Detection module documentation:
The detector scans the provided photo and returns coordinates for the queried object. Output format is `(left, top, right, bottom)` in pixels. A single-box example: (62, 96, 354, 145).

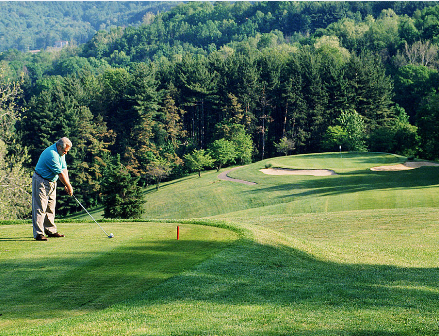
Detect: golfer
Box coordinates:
(32, 137, 73, 241)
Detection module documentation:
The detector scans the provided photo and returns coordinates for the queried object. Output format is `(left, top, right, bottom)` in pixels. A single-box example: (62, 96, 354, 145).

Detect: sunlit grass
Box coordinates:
(0, 222, 238, 334)
(4, 152, 439, 335)
(140, 152, 439, 219)
(11, 208, 439, 335)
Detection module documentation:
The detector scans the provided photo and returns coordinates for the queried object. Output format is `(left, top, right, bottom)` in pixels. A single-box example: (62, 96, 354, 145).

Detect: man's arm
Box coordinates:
(58, 168, 73, 196)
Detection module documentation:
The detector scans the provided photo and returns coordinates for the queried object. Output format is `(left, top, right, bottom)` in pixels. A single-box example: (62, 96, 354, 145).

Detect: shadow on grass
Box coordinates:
(245, 166, 439, 201)
(0, 237, 34, 241)
(0, 238, 234, 319)
(142, 241, 439, 308)
(126, 240, 439, 335)
(3, 235, 439, 334)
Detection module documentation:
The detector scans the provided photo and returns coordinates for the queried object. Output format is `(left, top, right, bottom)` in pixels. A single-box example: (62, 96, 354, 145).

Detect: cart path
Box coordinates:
(218, 166, 257, 185)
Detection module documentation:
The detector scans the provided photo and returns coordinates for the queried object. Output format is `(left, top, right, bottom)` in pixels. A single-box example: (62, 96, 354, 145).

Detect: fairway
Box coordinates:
(3, 152, 439, 335)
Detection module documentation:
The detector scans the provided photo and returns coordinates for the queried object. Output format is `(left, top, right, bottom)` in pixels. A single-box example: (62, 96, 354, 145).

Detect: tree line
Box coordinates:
(2, 1, 439, 220)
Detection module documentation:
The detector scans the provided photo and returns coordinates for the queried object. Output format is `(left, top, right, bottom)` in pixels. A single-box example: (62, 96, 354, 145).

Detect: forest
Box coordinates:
(2, 1, 439, 220)
(0, 1, 178, 52)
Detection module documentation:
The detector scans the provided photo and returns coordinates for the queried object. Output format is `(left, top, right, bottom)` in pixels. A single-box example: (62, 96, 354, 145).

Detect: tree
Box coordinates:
(0, 140, 31, 220)
(403, 40, 438, 67)
(344, 52, 394, 127)
(125, 63, 161, 177)
(275, 137, 295, 156)
(416, 92, 439, 160)
(184, 149, 214, 177)
(69, 111, 116, 209)
(174, 54, 218, 148)
(22, 74, 116, 214)
(145, 158, 172, 190)
(279, 55, 307, 153)
(323, 109, 367, 151)
(0, 76, 31, 219)
(216, 123, 254, 164)
(369, 106, 419, 157)
(322, 125, 348, 152)
(162, 89, 187, 151)
(209, 138, 236, 171)
(393, 64, 438, 121)
(101, 155, 144, 219)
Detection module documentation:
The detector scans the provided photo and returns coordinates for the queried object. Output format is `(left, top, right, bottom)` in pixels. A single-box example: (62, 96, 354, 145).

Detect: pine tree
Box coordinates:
(101, 154, 145, 219)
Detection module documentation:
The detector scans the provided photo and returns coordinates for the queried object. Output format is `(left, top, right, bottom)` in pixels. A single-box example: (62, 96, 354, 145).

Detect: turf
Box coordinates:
(0, 222, 238, 334)
(3, 152, 439, 335)
(139, 152, 439, 219)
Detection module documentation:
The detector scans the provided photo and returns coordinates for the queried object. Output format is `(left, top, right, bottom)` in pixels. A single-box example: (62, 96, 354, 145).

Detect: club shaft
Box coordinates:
(73, 195, 109, 236)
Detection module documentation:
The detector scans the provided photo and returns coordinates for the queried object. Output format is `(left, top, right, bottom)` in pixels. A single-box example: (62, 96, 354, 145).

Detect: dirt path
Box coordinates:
(218, 166, 257, 185)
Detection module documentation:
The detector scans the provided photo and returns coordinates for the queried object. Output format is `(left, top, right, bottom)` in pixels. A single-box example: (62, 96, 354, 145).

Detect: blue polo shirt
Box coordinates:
(35, 143, 67, 182)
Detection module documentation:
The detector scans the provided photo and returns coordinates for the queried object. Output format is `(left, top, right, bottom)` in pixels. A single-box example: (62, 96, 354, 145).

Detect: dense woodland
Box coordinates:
(0, 1, 178, 52)
(2, 1, 439, 219)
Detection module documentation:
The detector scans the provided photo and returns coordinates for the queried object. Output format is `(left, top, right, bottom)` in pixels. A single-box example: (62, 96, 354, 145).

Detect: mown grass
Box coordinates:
(7, 208, 439, 335)
(140, 152, 439, 219)
(3, 152, 439, 335)
(0, 222, 238, 334)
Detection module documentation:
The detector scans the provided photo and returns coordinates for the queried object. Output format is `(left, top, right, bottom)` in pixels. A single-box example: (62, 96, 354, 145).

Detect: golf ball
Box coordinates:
(109, 233, 114, 238)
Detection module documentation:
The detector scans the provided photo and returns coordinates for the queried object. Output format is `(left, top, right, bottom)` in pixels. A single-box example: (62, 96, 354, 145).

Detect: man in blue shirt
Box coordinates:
(32, 137, 74, 241)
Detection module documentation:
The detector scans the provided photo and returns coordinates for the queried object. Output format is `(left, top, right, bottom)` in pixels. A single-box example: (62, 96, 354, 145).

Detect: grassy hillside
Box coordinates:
(3, 152, 439, 335)
(142, 152, 439, 219)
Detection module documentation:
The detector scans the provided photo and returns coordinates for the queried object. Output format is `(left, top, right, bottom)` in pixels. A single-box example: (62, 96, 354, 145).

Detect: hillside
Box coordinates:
(0, 1, 179, 52)
(6, 152, 439, 335)
(5, 1, 439, 220)
(138, 152, 439, 219)
(68, 152, 439, 222)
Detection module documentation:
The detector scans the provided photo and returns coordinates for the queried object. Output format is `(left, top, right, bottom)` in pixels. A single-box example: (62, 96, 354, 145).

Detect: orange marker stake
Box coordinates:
(177, 225, 180, 240)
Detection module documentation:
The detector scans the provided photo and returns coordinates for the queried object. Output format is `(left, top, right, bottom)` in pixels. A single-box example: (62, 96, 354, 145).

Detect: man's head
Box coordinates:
(56, 137, 72, 156)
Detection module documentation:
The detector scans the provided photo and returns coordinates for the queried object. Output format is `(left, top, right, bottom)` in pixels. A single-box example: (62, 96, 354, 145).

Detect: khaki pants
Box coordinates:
(32, 173, 58, 238)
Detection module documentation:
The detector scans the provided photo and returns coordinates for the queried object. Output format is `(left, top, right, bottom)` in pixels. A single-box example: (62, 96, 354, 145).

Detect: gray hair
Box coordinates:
(56, 137, 72, 150)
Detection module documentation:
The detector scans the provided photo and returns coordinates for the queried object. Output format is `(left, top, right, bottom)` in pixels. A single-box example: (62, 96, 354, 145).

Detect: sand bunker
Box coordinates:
(260, 168, 337, 176)
(370, 161, 439, 171)
(259, 161, 439, 176)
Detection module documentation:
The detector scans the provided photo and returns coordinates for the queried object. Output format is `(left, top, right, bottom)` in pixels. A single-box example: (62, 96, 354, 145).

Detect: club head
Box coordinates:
(108, 233, 114, 238)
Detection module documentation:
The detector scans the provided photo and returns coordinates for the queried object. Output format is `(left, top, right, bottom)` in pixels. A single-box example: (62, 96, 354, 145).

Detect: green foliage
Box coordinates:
(394, 64, 438, 120)
(209, 138, 237, 171)
(0, 139, 31, 220)
(416, 92, 439, 160)
(275, 136, 295, 156)
(4, 1, 439, 218)
(0, 76, 31, 220)
(0, 2, 178, 52)
(322, 125, 348, 152)
(184, 149, 214, 177)
(218, 123, 254, 164)
(323, 109, 367, 152)
(101, 154, 144, 219)
(144, 158, 172, 190)
(369, 106, 420, 156)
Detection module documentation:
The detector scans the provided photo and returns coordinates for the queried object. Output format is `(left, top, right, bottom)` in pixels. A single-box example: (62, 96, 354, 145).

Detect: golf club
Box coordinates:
(73, 195, 114, 238)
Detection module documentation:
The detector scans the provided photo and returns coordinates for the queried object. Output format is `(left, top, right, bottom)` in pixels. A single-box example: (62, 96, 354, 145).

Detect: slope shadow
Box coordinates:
(3, 236, 439, 334)
(0, 238, 234, 318)
(128, 240, 439, 335)
(245, 166, 439, 200)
